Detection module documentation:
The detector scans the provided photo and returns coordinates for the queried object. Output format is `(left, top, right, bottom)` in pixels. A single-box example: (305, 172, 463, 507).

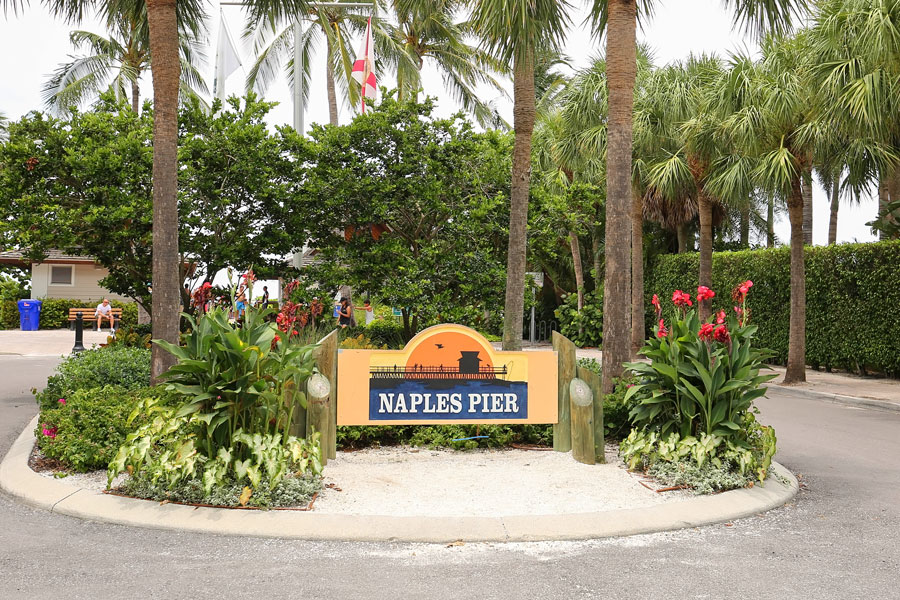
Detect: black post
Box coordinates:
(72, 311, 85, 353)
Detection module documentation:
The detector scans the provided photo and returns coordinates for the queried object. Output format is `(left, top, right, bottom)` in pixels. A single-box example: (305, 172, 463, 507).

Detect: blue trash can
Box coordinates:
(17, 299, 42, 331)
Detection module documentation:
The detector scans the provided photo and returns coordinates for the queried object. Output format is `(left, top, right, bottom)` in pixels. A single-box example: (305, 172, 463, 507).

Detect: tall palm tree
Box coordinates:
(471, 0, 570, 352)
(809, 0, 900, 236)
(389, 0, 507, 127)
(42, 10, 207, 115)
(590, 0, 807, 393)
(244, 2, 365, 126)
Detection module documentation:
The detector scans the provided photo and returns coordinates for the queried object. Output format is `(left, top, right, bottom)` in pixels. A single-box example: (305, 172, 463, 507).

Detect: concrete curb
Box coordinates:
(771, 384, 900, 414)
(1, 415, 799, 543)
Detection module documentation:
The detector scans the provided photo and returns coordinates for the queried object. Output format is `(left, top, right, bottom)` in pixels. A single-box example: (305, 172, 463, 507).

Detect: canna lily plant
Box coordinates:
(625, 282, 776, 441)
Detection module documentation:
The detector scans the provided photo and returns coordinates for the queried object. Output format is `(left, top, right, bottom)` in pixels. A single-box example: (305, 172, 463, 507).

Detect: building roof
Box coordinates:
(0, 249, 97, 267)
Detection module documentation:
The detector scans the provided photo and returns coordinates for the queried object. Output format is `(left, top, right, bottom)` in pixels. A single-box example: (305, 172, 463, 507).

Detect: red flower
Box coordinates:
(672, 290, 693, 308)
(713, 324, 730, 343)
(657, 319, 668, 338)
(716, 310, 726, 324)
(697, 286, 715, 302)
(739, 280, 753, 295)
(699, 323, 715, 341)
(651, 294, 661, 314)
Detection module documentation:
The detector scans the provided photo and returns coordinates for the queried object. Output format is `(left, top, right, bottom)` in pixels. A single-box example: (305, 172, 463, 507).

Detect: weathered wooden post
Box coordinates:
(287, 378, 307, 439)
(576, 364, 605, 463)
(552, 331, 575, 452)
(313, 328, 339, 459)
(569, 377, 596, 465)
(305, 373, 331, 466)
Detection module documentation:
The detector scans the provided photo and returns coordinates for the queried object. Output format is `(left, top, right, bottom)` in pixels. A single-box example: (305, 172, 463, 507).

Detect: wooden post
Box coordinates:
(569, 377, 595, 464)
(287, 378, 307, 439)
(576, 365, 605, 463)
(552, 331, 575, 452)
(306, 373, 331, 466)
(314, 328, 339, 459)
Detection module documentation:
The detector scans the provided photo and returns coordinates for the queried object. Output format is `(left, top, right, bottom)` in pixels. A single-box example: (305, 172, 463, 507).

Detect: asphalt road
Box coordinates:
(1, 355, 898, 600)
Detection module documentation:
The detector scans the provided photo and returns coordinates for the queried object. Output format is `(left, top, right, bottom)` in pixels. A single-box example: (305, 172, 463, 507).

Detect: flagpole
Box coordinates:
(220, 1, 375, 135)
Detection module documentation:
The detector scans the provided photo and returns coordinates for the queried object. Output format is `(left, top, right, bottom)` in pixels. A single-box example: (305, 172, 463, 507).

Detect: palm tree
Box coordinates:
(471, 0, 570, 352)
(0, 111, 7, 140)
(244, 2, 365, 126)
(389, 0, 508, 127)
(42, 10, 207, 115)
(590, 0, 807, 392)
(808, 0, 900, 237)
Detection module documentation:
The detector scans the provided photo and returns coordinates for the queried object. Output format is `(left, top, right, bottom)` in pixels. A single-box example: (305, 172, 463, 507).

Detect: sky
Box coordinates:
(0, 0, 879, 249)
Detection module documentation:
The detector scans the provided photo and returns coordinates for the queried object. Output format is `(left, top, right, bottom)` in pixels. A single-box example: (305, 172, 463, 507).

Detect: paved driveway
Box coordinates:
(0, 356, 897, 599)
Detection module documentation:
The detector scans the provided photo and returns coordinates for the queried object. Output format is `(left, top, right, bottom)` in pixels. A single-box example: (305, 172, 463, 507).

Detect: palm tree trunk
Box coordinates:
(767, 195, 775, 247)
(131, 78, 140, 113)
(697, 191, 713, 321)
(326, 36, 339, 126)
(828, 179, 839, 245)
(591, 226, 602, 290)
(739, 205, 750, 248)
(802, 165, 813, 245)
(630, 188, 644, 356)
(676, 223, 688, 253)
(878, 177, 889, 240)
(147, 0, 182, 383)
(784, 175, 807, 384)
(886, 167, 900, 233)
(569, 231, 584, 312)
(501, 48, 535, 351)
(601, 0, 636, 395)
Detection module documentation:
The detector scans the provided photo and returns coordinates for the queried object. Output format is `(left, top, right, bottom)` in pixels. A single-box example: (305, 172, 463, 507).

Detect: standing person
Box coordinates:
(337, 297, 352, 328)
(94, 298, 115, 332)
(261, 285, 270, 307)
(235, 292, 247, 320)
(361, 300, 375, 325)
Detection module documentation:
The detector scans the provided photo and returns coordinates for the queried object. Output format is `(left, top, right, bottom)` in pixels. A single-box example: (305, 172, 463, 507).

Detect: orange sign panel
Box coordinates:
(337, 324, 558, 425)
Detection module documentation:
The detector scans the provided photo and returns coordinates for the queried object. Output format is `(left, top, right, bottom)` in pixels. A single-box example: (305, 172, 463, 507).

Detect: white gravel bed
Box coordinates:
(314, 444, 689, 517)
(34, 444, 691, 516)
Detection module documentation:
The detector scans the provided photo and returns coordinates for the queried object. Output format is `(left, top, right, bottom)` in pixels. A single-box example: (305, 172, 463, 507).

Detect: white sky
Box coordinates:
(0, 0, 878, 247)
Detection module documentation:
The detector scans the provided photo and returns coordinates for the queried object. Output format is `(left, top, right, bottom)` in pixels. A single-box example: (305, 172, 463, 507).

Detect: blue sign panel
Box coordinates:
(369, 379, 528, 421)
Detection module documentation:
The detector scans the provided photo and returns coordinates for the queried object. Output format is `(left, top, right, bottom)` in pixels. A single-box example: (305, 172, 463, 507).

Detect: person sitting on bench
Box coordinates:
(94, 299, 115, 332)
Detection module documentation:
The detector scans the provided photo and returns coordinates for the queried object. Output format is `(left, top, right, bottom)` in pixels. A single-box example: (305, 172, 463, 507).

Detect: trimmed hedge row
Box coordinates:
(0, 298, 138, 329)
(644, 240, 900, 376)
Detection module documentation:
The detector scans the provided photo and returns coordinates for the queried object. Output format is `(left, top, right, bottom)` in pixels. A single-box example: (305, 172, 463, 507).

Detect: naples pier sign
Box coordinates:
(337, 324, 558, 425)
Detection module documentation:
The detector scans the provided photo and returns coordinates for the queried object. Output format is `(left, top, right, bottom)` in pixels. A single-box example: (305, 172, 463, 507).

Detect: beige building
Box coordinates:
(0, 250, 129, 302)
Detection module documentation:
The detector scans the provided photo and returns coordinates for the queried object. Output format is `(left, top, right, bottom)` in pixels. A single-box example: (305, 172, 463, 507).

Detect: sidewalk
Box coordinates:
(0, 329, 114, 356)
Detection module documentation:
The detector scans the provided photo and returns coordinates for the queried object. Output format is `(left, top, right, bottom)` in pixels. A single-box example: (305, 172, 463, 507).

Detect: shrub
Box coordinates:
(365, 318, 405, 348)
(336, 424, 552, 450)
(339, 334, 387, 350)
(645, 240, 900, 375)
(602, 376, 640, 440)
(0, 300, 18, 329)
(555, 288, 603, 348)
(35, 385, 168, 472)
(104, 326, 152, 349)
(35, 346, 151, 411)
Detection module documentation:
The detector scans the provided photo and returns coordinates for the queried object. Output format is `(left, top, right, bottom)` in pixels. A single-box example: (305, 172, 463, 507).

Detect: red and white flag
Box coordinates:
(351, 17, 376, 113)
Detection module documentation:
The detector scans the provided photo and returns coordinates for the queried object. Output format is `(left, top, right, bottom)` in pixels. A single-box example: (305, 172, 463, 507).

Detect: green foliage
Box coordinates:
(119, 471, 321, 509)
(602, 376, 641, 440)
(365, 319, 405, 348)
(35, 385, 167, 472)
(645, 241, 900, 375)
(153, 307, 317, 455)
(0, 300, 17, 329)
(339, 334, 387, 350)
(555, 287, 603, 347)
(620, 411, 778, 490)
(336, 424, 552, 450)
(104, 325, 152, 348)
(35, 346, 150, 412)
(108, 397, 323, 498)
(625, 303, 775, 440)
(300, 96, 511, 341)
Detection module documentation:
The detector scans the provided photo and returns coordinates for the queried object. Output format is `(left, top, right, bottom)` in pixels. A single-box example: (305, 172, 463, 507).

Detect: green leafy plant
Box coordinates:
(35, 346, 150, 411)
(35, 385, 168, 472)
(336, 424, 552, 450)
(364, 319, 405, 348)
(555, 288, 603, 348)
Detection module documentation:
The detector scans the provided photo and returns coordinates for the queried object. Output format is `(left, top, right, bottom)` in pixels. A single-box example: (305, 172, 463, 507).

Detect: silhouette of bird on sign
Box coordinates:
(435, 343, 444, 349)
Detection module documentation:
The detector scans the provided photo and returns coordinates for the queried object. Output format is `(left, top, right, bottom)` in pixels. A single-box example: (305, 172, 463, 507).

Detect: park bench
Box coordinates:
(68, 307, 122, 329)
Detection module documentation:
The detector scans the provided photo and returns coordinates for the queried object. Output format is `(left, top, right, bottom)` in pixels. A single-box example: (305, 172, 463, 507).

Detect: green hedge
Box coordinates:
(645, 240, 900, 376)
(0, 298, 137, 329)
